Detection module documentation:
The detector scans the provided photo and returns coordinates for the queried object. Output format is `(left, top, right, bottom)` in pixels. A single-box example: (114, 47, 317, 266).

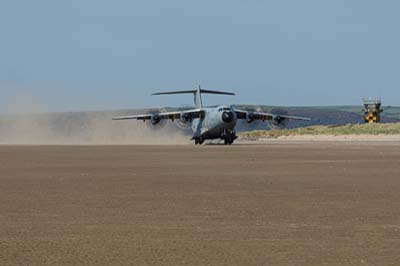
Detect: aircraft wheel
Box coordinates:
(195, 138, 204, 145)
(223, 135, 235, 145)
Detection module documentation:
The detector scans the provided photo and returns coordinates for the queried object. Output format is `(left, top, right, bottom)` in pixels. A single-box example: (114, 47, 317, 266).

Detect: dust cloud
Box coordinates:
(0, 97, 191, 145)
(0, 112, 191, 145)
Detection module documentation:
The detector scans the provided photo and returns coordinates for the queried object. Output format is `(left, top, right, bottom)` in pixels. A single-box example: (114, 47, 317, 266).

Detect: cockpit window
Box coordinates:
(219, 107, 231, 111)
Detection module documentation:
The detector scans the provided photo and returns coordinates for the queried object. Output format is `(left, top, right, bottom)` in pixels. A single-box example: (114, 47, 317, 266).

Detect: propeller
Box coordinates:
(146, 108, 168, 129)
(266, 108, 289, 129)
(174, 112, 192, 130)
(246, 106, 265, 129)
(233, 105, 266, 132)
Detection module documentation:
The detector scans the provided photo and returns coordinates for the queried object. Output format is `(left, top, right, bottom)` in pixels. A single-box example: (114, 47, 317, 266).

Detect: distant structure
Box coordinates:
(362, 97, 383, 123)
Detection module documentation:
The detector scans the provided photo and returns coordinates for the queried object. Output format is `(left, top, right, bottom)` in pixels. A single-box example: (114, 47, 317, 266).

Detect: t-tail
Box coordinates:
(152, 85, 235, 108)
(194, 85, 203, 108)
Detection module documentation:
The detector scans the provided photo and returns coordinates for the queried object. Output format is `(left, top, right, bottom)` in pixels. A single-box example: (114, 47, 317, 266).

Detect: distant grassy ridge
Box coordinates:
(240, 123, 400, 138)
(319, 106, 400, 120)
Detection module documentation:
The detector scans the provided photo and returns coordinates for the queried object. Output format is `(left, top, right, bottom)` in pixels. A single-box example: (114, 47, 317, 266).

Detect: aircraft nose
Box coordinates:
(222, 111, 234, 123)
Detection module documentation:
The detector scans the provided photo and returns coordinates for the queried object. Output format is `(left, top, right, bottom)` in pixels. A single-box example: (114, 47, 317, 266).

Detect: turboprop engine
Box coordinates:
(150, 114, 161, 125)
(246, 112, 256, 123)
(269, 115, 288, 129)
(146, 108, 168, 129)
(244, 106, 264, 126)
(175, 112, 192, 129)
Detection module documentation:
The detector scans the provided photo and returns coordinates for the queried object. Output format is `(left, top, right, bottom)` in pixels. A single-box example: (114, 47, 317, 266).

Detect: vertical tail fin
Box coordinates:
(194, 85, 203, 108)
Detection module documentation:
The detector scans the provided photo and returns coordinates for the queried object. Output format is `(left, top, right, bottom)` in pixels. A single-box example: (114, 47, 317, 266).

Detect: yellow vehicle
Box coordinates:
(363, 98, 382, 123)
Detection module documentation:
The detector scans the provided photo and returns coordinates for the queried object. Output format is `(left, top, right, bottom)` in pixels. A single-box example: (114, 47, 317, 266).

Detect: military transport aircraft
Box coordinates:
(113, 86, 310, 145)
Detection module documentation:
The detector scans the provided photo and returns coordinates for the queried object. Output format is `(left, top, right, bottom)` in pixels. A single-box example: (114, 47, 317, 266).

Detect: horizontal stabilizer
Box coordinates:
(152, 89, 235, 96)
(152, 90, 198, 96)
(199, 89, 235, 96)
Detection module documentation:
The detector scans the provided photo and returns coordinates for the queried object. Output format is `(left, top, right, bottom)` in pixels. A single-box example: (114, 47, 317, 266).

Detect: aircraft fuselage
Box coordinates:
(191, 105, 238, 144)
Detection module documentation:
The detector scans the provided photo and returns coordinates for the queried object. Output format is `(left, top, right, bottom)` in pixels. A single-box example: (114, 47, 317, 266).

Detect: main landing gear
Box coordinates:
(222, 129, 238, 145)
(193, 129, 238, 145)
(194, 138, 204, 145)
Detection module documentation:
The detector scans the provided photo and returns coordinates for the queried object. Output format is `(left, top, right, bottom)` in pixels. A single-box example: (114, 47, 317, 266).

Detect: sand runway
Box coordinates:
(1, 142, 400, 266)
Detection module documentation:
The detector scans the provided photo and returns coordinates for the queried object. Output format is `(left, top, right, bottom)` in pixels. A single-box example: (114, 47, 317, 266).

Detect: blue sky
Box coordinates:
(1, 0, 399, 112)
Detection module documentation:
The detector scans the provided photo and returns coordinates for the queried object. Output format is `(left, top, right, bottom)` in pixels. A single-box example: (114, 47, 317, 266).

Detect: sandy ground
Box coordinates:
(256, 134, 400, 142)
(1, 142, 400, 266)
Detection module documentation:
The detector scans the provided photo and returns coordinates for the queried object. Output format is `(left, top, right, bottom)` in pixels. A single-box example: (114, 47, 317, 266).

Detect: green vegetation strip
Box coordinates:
(240, 123, 400, 138)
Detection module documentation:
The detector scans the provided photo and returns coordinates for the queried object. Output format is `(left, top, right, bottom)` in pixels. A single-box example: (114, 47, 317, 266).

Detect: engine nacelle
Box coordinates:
(180, 113, 191, 123)
(151, 114, 161, 125)
(270, 115, 288, 129)
(246, 113, 256, 123)
(175, 112, 192, 129)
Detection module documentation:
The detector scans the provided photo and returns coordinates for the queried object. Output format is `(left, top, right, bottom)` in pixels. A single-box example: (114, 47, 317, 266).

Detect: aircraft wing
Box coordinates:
(112, 109, 204, 121)
(234, 109, 311, 122)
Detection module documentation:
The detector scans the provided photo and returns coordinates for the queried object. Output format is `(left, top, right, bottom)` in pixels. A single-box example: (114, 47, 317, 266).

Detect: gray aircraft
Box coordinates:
(113, 86, 310, 145)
